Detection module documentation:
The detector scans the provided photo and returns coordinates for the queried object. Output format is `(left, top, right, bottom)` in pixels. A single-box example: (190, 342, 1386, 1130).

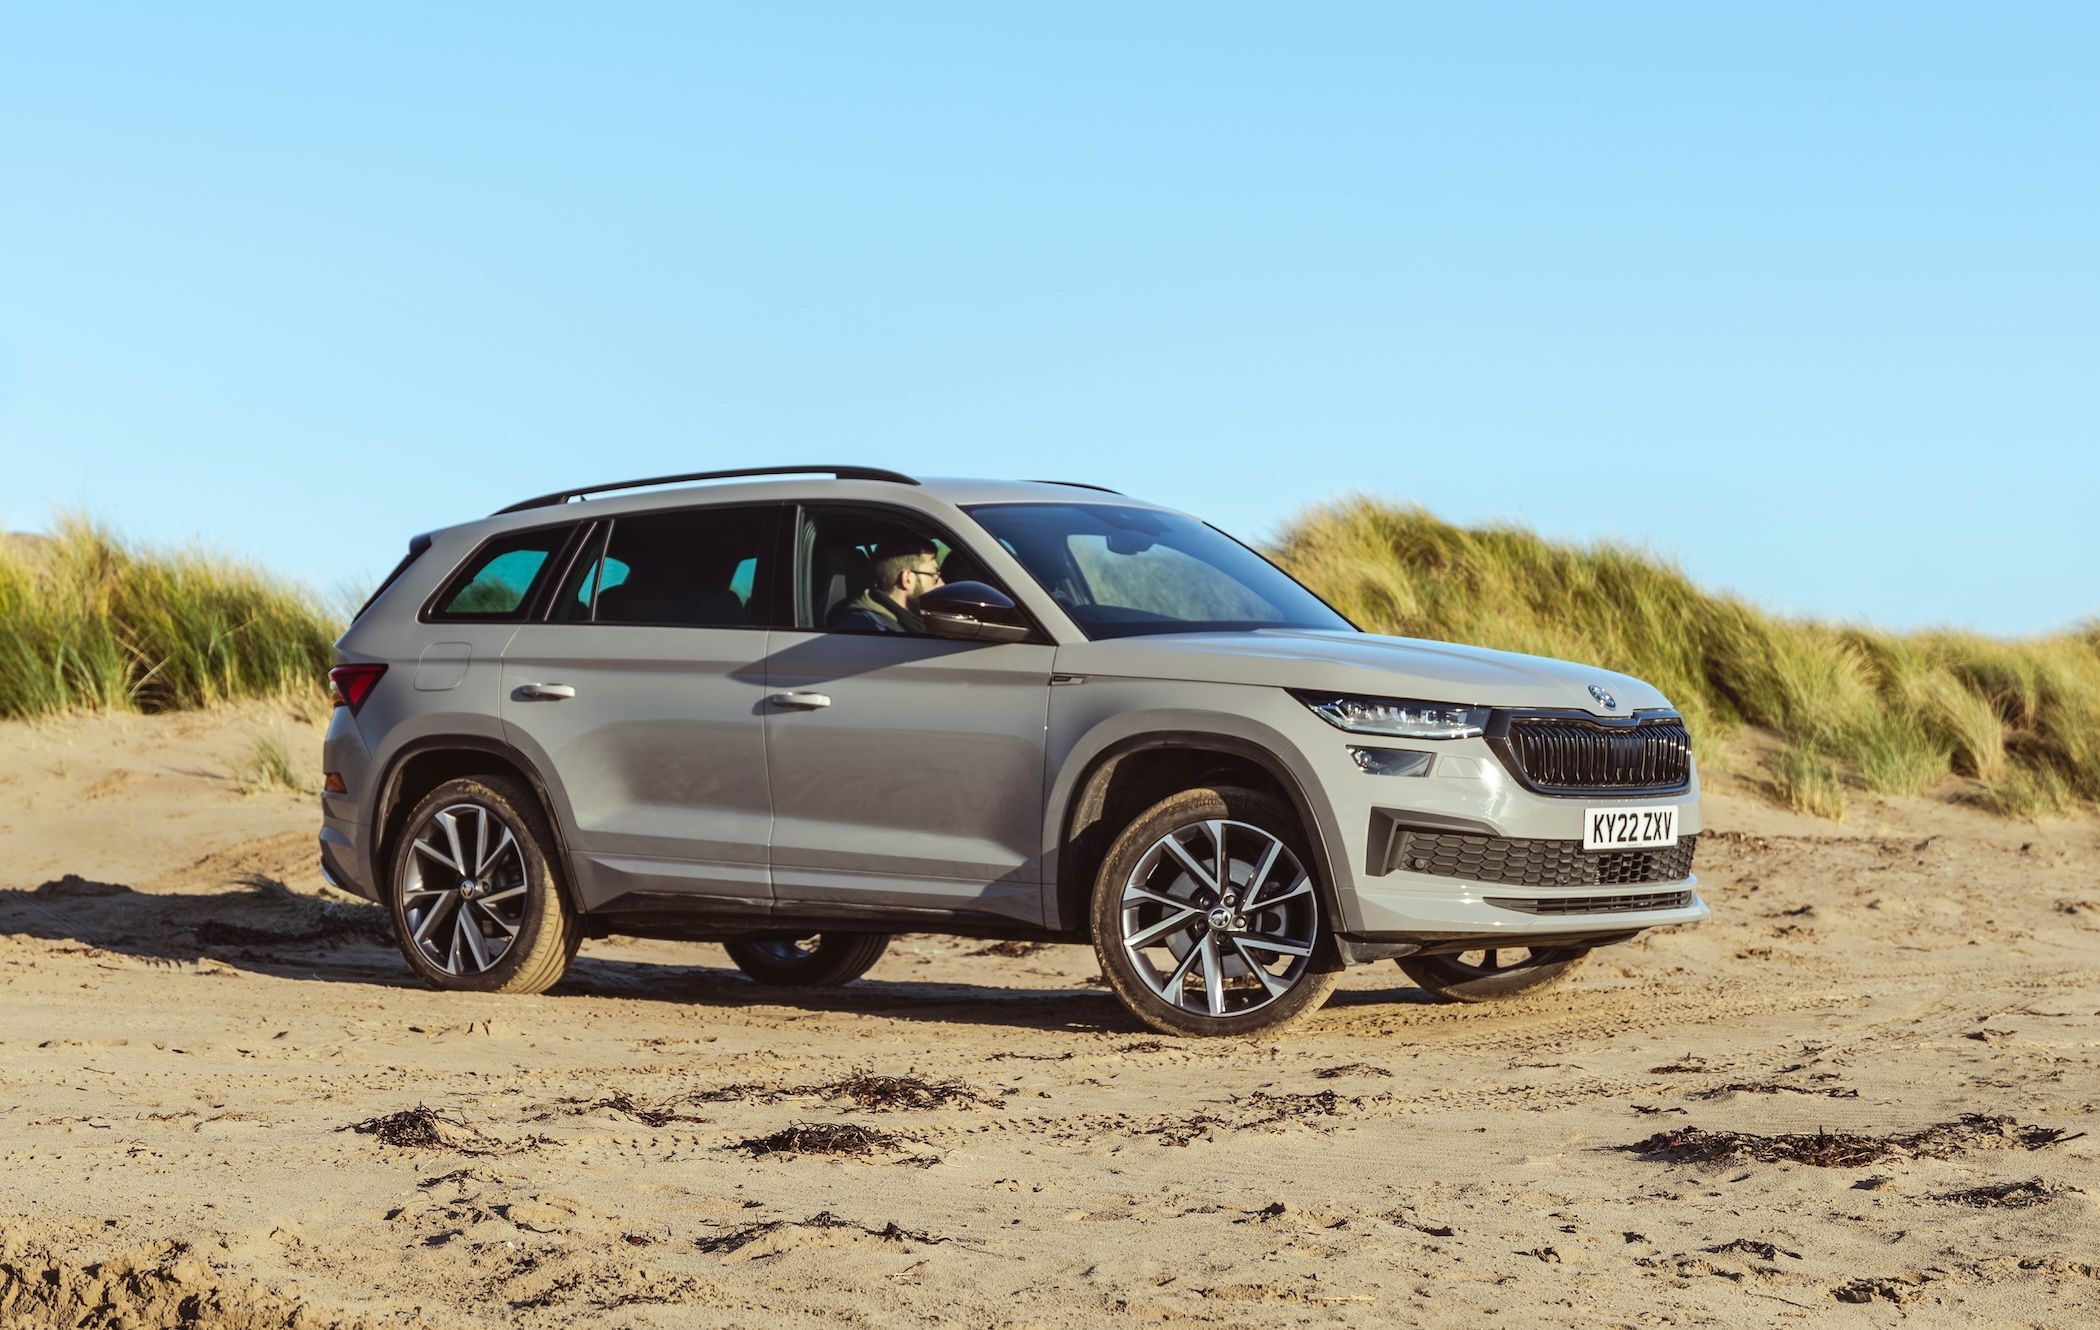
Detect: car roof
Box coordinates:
(457, 473, 1176, 539)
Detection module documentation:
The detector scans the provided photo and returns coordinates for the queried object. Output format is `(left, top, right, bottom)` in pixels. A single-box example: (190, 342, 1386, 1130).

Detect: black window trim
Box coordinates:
(789, 499, 1047, 642)
(419, 520, 588, 625)
(523, 500, 790, 632)
(533, 518, 607, 624)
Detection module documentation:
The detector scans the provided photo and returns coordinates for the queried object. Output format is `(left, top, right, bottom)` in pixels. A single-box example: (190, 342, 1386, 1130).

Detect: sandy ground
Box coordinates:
(1, 702, 2096, 1328)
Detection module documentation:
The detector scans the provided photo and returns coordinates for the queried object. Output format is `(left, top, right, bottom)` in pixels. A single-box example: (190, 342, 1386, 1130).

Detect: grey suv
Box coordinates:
(321, 467, 1706, 1036)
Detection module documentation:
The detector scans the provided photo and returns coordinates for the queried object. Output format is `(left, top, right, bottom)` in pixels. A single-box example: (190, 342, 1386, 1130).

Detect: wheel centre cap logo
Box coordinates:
(1207, 906, 1234, 930)
(1588, 683, 1619, 711)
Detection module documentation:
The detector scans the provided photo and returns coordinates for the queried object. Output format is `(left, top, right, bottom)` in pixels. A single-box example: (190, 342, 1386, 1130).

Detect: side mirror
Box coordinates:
(920, 581, 1032, 644)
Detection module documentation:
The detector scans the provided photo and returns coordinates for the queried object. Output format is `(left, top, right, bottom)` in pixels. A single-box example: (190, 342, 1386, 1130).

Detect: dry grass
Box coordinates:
(1274, 499, 2100, 818)
(1765, 746, 1849, 820)
(1851, 715, 1951, 797)
(1977, 765, 2078, 821)
(234, 733, 310, 795)
(0, 516, 335, 719)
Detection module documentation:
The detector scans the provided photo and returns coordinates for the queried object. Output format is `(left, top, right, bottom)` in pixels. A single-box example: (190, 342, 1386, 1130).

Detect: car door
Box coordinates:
(410, 520, 584, 743)
(500, 503, 783, 913)
(762, 504, 1055, 924)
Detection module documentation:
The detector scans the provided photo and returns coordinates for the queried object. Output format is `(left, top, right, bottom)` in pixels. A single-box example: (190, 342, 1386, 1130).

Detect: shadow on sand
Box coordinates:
(0, 874, 1212, 1035)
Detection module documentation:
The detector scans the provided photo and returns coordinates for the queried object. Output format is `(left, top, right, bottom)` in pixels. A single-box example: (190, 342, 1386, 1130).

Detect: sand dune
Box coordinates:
(2, 704, 2095, 1326)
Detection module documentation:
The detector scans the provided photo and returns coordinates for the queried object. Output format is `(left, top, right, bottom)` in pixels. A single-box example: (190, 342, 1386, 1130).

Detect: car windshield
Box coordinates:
(963, 502, 1356, 639)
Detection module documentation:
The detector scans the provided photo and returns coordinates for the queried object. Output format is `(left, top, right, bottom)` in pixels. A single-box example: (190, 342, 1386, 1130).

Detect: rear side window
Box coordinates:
(556, 505, 776, 627)
(429, 526, 571, 620)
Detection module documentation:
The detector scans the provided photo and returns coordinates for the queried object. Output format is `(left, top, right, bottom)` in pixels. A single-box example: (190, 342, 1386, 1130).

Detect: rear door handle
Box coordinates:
(770, 691, 832, 710)
(517, 682, 576, 701)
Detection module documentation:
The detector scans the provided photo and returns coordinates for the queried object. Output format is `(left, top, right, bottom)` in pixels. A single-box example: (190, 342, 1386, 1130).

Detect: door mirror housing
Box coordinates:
(920, 581, 1032, 644)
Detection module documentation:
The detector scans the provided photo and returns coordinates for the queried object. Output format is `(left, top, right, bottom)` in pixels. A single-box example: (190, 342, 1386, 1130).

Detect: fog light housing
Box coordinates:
(1348, 746, 1434, 777)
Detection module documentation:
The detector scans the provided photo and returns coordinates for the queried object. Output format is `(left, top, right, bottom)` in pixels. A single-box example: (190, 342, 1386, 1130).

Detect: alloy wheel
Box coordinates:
(399, 802, 529, 976)
(1117, 818, 1318, 1019)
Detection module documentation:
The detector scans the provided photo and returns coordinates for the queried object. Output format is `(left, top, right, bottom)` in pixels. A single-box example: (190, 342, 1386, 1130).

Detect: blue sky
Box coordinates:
(2, 4, 2093, 633)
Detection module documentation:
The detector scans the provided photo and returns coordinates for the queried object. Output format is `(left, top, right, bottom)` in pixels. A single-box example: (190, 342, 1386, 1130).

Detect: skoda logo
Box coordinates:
(1588, 683, 1619, 711)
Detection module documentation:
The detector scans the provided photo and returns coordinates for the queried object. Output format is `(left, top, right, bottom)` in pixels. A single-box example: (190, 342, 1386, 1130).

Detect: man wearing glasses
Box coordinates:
(832, 539, 943, 634)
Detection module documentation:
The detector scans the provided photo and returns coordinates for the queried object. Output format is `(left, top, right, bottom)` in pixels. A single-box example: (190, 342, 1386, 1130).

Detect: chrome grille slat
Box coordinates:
(1499, 715, 1691, 795)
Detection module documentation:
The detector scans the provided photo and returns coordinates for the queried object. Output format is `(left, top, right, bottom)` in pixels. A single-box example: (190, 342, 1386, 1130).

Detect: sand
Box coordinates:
(1, 701, 2095, 1327)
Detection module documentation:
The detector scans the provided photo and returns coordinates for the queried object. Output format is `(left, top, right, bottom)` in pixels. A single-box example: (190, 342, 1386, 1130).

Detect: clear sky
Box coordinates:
(3, 4, 2094, 633)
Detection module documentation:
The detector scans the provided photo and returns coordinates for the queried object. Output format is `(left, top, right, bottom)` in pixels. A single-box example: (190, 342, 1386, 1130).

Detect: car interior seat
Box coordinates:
(816, 544, 875, 626)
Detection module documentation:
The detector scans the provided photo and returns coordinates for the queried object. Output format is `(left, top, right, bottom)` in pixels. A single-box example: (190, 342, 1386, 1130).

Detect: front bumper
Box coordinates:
(1267, 695, 1711, 944)
(1346, 877, 1710, 943)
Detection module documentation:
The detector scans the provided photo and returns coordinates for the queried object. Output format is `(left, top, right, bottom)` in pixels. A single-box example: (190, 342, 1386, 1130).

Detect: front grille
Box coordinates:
(1495, 715, 1692, 795)
(1486, 890, 1694, 916)
(1385, 830, 1698, 888)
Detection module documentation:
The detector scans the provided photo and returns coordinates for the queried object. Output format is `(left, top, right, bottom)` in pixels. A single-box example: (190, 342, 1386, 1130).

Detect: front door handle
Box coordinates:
(517, 682, 577, 701)
(771, 691, 832, 710)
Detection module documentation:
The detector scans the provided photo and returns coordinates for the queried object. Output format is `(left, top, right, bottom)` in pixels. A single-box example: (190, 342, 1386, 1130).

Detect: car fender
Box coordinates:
(1043, 685, 1355, 934)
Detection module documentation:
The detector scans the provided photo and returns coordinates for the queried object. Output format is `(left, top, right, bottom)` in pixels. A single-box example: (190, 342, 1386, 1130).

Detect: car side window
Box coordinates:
(554, 506, 776, 627)
(430, 526, 573, 620)
(800, 507, 1003, 633)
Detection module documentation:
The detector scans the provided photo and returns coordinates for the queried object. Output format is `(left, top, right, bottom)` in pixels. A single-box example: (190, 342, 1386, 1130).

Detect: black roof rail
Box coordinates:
(1024, 479, 1124, 495)
(495, 465, 919, 515)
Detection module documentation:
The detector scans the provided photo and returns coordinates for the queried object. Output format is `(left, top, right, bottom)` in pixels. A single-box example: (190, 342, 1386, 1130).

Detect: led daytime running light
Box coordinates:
(1296, 692, 1489, 740)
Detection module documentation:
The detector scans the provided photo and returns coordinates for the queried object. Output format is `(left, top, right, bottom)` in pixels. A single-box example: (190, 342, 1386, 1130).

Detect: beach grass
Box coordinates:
(235, 732, 312, 795)
(0, 517, 336, 720)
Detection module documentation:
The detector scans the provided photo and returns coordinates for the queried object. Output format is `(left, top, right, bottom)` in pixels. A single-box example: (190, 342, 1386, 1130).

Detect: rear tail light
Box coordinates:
(328, 663, 388, 715)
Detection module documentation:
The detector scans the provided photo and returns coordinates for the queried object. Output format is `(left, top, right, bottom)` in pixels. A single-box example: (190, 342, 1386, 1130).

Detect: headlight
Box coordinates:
(1294, 692, 1490, 739)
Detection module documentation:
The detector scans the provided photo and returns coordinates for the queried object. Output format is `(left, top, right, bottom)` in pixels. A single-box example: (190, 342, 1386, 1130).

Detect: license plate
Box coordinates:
(1583, 806, 1679, 852)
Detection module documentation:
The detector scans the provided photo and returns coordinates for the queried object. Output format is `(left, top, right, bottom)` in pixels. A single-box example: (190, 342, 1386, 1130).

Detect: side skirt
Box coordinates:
(588, 891, 1085, 945)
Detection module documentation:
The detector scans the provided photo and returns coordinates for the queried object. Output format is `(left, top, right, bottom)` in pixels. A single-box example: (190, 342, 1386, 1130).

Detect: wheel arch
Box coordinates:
(373, 736, 585, 914)
(1050, 730, 1346, 937)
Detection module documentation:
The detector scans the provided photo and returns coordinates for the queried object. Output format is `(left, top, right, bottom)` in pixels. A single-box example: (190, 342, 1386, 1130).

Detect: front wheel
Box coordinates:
(724, 933, 890, 987)
(1092, 786, 1339, 1038)
(1397, 946, 1589, 1003)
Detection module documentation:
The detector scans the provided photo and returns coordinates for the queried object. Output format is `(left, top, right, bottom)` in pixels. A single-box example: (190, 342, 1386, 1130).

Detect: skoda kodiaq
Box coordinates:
(320, 467, 1707, 1037)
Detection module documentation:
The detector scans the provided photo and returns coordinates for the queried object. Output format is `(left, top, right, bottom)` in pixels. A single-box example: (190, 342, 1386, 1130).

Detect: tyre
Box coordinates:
(1091, 786, 1340, 1038)
(388, 775, 579, 994)
(1397, 946, 1589, 1003)
(724, 932, 891, 987)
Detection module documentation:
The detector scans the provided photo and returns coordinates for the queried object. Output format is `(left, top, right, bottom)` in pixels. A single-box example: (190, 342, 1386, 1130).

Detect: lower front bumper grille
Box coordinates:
(1381, 829, 1698, 888)
(1486, 890, 1694, 916)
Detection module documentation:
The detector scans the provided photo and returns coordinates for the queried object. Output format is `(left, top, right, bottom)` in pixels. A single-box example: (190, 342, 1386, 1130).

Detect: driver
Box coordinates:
(833, 539, 942, 633)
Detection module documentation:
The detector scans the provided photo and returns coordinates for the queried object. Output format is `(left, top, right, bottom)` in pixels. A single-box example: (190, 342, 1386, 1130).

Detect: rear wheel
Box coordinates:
(724, 932, 890, 987)
(1092, 786, 1339, 1038)
(1398, 946, 1589, 1003)
(388, 775, 578, 995)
